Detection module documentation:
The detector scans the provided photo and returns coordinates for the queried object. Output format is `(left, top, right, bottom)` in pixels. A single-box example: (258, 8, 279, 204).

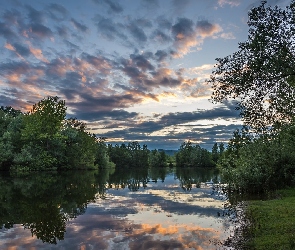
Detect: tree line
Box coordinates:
(0, 97, 221, 172)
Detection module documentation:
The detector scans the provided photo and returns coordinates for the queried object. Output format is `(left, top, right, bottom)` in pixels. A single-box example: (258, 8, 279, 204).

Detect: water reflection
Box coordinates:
(0, 168, 233, 249)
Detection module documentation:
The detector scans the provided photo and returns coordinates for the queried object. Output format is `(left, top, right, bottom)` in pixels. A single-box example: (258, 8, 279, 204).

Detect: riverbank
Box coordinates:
(243, 187, 295, 249)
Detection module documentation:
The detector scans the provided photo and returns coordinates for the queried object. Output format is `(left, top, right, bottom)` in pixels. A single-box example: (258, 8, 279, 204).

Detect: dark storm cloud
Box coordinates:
(92, 0, 123, 13)
(172, 17, 195, 40)
(30, 23, 53, 38)
(71, 18, 88, 33)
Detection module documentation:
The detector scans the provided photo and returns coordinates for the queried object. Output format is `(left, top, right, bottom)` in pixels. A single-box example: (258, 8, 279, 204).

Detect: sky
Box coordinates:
(0, 0, 290, 150)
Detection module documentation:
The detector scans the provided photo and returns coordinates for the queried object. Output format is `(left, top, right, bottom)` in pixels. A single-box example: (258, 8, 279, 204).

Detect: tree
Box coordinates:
(15, 97, 67, 170)
(211, 143, 219, 163)
(209, 1, 295, 131)
(175, 141, 214, 168)
(149, 149, 167, 168)
(22, 96, 66, 143)
(61, 118, 98, 169)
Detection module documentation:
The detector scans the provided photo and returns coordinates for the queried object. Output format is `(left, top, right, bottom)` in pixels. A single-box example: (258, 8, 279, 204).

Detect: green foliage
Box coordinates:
(0, 108, 24, 169)
(95, 137, 115, 168)
(0, 97, 113, 171)
(218, 124, 295, 193)
(209, 0, 295, 130)
(108, 141, 150, 168)
(13, 144, 57, 171)
(59, 119, 101, 169)
(149, 149, 167, 168)
(175, 141, 215, 168)
(245, 188, 295, 249)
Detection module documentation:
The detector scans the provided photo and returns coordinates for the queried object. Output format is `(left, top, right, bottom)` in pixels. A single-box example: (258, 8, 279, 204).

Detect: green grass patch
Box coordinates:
(245, 188, 295, 250)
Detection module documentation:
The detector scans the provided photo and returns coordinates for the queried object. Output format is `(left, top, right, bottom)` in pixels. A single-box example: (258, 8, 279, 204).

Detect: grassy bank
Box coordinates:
(244, 188, 295, 250)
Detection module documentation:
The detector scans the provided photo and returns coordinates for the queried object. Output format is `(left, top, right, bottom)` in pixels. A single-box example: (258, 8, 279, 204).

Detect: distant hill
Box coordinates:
(157, 149, 178, 156)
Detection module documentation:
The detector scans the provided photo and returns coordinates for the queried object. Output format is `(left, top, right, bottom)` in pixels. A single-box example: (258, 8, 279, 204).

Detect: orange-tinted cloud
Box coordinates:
(29, 46, 49, 63)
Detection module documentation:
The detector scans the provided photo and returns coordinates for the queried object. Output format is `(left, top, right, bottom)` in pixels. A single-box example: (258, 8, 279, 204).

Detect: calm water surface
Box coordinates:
(0, 168, 236, 249)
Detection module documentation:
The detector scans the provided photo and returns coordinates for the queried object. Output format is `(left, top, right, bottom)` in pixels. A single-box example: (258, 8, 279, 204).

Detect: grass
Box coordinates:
(244, 188, 295, 250)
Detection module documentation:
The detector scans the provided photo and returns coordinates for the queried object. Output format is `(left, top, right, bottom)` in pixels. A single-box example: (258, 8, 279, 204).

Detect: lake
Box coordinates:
(0, 167, 236, 249)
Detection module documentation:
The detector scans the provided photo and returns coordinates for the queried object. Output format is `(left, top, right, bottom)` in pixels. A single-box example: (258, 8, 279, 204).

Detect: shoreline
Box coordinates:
(224, 187, 295, 249)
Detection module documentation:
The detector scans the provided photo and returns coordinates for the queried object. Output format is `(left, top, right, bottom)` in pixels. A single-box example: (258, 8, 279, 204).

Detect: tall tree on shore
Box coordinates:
(209, 0, 295, 131)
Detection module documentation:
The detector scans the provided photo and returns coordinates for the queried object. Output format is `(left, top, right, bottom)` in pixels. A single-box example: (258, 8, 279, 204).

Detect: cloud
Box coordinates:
(4, 42, 30, 59)
(68, 93, 143, 113)
(127, 22, 148, 43)
(92, 0, 123, 13)
(170, 18, 223, 57)
(0, 22, 16, 39)
(154, 50, 169, 62)
(220, 32, 236, 39)
(30, 23, 53, 38)
(95, 17, 127, 40)
(171, 18, 200, 57)
(96, 101, 241, 149)
(25, 5, 45, 24)
(71, 18, 88, 33)
(29, 45, 49, 63)
(218, 0, 241, 7)
(151, 29, 172, 44)
(172, 18, 195, 41)
(196, 20, 222, 38)
(47, 3, 68, 21)
(72, 110, 138, 122)
(130, 53, 155, 71)
(156, 16, 172, 30)
(56, 26, 69, 38)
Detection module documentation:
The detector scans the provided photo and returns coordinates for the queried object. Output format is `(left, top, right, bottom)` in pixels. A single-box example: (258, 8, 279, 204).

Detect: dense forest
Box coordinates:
(0, 96, 222, 172)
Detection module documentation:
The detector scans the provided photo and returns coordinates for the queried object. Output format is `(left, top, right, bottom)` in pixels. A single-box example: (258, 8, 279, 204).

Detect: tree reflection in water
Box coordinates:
(0, 166, 230, 249)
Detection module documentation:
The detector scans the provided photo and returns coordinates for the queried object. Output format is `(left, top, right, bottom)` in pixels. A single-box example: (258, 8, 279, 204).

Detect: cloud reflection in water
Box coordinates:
(0, 172, 232, 249)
